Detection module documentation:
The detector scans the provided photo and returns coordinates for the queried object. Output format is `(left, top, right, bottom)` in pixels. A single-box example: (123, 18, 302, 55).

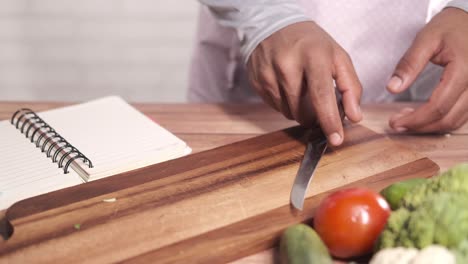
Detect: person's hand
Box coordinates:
(247, 21, 362, 146)
(388, 7, 468, 133)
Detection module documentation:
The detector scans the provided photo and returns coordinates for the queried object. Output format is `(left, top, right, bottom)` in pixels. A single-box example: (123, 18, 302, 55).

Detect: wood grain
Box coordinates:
(1, 101, 463, 264)
(125, 159, 438, 264)
(0, 121, 439, 263)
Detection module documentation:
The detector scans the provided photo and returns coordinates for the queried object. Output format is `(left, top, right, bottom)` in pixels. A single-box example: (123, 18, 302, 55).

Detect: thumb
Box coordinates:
(387, 33, 438, 94)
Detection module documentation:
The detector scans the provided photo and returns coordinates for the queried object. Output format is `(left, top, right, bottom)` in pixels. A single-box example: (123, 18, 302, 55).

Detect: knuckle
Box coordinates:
(335, 48, 352, 63)
(307, 55, 333, 76)
(275, 54, 297, 74)
(413, 31, 433, 49)
(265, 87, 281, 103)
(277, 65, 296, 79)
(414, 30, 431, 44)
(277, 68, 298, 87)
(258, 70, 276, 88)
(306, 53, 330, 67)
(311, 84, 330, 99)
(270, 92, 282, 102)
(274, 57, 303, 97)
(397, 56, 418, 75)
(304, 43, 331, 59)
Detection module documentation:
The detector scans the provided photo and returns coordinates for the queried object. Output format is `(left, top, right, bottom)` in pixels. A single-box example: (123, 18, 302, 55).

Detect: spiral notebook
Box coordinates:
(0, 96, 191, 210)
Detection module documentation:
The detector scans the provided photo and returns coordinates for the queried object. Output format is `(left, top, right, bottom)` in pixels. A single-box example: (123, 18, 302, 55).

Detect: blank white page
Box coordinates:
(0, 122, 82, 210)
(37, 96, 190, 181)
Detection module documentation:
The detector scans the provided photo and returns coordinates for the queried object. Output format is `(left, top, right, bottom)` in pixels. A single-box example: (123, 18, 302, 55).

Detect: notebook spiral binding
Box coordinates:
(10, 108, 93, 174)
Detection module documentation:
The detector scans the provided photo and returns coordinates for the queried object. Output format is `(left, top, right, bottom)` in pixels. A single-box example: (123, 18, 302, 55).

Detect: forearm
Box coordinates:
(198, 0, 311, 64)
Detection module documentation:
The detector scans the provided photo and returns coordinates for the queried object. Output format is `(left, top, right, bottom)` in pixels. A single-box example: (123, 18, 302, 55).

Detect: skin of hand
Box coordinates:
(247, 21, 363, 146)
(387, 7, 468, 133)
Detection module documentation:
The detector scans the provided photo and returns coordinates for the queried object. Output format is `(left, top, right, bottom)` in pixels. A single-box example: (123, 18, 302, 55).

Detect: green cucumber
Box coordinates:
(380, 178, 428, 210)
(279, 224, 332, 264)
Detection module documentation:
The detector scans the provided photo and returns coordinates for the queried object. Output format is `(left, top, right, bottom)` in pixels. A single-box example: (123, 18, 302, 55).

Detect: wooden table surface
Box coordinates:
(1, 101, 467, 263)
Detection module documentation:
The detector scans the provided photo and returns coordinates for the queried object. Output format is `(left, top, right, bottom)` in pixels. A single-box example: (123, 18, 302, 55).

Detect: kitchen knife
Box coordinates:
(290, 92, 345, 210)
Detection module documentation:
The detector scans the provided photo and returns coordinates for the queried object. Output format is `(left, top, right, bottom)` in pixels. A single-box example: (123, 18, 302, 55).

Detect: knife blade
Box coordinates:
(290, 91, 345, 210)
(290, 130, 328, 210)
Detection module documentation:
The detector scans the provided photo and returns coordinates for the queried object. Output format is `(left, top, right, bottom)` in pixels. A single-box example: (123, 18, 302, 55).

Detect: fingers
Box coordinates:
(273, 57, 305, 124)
(388, 6, 468, 133)
(333, 50, 363, 122)
(390, 62, 466, 132)
(248, 59, 294, 120)
(246, 21, 364, 144)
(415, 95, 468, 133)
(391, 90, 468, 133)
(305, 62, 344, 146)
(388, 107, 415, 132)
(387, 32, 439, 94)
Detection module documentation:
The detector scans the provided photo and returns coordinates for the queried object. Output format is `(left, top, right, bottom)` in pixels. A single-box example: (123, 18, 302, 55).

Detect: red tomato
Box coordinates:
(313, 188, 390, 259)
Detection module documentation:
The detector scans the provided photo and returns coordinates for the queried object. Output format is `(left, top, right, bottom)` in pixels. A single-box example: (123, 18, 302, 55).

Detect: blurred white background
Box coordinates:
(0, 0, 199, 102)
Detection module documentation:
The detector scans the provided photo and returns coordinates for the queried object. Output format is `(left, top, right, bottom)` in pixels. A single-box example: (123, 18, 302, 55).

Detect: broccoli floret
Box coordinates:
(377, 164, 468, 251)
(378, 208, 411, 248)
(433, 193, 468, 247)
(378, 192, 468, 250)
(406, 205, 435, 248)
(403, 163, 468, 209)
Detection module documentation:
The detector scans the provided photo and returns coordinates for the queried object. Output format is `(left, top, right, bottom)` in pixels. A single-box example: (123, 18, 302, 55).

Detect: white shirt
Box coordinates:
(188, 0, 468, 103)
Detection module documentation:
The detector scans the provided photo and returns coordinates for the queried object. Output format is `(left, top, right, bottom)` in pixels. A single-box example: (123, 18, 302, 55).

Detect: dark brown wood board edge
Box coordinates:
(122, 158, 439, 264)
(2, 126, 307, 221)
(0, 126, 385, 254)
(3, 124, 381, 226)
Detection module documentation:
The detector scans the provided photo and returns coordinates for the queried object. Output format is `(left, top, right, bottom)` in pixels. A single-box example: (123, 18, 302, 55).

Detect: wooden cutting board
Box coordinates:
(0, 124, 439, 263)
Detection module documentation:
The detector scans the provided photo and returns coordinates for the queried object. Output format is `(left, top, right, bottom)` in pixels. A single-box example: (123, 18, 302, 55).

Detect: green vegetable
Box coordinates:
(279, 224, 332, 264)
(380, 178, 427, 209)
(377, 163, 468, 250)
(74, 223, 81, 230)
(379, 192, 468, 249)
(402, 163, 468, 209)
